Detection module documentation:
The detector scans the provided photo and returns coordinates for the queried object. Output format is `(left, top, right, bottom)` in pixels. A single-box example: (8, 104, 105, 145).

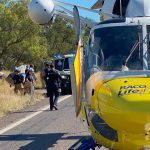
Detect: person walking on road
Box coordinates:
(46, 63, 61, 111)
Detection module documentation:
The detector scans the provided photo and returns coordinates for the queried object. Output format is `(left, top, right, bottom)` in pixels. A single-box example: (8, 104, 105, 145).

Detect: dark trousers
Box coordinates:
(47, 84, 59, 110)
(45, 81, 48, 97)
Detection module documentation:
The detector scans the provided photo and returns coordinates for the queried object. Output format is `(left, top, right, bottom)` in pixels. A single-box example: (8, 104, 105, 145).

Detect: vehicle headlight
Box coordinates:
(61, 75, 67, 79)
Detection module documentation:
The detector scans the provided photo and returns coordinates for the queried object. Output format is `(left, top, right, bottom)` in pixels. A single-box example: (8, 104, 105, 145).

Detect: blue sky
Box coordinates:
(57, 0, 99, 22)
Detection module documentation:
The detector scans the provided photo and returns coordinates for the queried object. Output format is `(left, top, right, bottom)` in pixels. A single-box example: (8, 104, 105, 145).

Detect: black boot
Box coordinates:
(53, 105, 58, 110)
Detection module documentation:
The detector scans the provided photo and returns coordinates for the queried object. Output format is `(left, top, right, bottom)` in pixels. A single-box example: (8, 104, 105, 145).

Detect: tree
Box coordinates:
(0, 1, 89, 70)
(45, 18, 75, 56)
(0, 1, 48, 69)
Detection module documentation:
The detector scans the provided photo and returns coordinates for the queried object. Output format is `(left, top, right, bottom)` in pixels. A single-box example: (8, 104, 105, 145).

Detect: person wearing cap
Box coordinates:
(46, 63, 62, 111)
(24, 68, 35, 95)
(29, 64, 35, 72)
(12, 69, 24, 94)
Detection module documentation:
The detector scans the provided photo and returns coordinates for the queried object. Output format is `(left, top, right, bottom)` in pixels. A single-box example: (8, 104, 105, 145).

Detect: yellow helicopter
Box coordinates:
(28, 0, 150, 149)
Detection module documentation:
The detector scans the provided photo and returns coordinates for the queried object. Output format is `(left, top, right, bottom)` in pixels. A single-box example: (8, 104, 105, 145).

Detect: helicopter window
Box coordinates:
(87, 25, 143, 73)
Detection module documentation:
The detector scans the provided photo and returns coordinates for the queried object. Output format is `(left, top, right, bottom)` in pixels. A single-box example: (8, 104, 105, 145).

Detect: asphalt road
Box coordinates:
(0, 96, 90, 150)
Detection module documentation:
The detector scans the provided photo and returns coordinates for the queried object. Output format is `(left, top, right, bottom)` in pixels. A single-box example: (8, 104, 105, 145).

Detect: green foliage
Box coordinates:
(82, 27, 90, 47)
(45, 18, 75, 56)
(0, 1, 48, 70)
(0, 1, 89, 70)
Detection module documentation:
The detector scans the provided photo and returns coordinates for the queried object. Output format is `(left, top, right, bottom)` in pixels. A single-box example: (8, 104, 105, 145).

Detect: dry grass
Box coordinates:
(0, 71, 45, 117)
(35, 72, 43, 88)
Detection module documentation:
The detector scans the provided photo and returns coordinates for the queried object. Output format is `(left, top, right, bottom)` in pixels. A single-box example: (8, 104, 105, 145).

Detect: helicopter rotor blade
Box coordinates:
(54, 11, 97, 28)
(57, 5, 73, 15)
(54, 0, 100, 14)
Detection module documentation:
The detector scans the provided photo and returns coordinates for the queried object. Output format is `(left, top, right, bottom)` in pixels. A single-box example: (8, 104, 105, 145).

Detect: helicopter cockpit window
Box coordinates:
(87, 25, 143, 73)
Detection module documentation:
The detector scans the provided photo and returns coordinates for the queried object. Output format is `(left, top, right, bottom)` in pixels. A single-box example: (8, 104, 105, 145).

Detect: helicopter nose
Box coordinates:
(97, 77, 150, 132)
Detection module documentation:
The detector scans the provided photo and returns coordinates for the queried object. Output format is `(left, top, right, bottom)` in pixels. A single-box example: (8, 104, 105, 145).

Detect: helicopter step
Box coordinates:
(68, 136, 101, 150)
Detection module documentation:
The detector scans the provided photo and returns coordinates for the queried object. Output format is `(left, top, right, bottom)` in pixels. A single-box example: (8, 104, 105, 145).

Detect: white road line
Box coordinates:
(0, 95, 71, 135)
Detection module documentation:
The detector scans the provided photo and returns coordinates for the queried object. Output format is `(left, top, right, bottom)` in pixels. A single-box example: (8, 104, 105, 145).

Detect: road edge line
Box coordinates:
(0, 95, 71, 135)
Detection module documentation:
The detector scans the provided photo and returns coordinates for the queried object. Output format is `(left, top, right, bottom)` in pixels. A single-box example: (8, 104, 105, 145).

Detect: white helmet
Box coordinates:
(28, 0, 55, 25)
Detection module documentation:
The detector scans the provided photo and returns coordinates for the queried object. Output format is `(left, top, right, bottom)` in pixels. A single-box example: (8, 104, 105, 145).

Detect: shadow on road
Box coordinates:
(0, 133, 83, 150)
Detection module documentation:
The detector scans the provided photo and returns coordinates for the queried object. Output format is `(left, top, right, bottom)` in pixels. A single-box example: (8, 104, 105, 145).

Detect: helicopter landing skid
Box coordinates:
(68, 136, 100, 150)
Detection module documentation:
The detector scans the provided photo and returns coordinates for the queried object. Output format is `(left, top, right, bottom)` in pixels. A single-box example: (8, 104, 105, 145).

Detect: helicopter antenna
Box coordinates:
(120, 0, 122, 17)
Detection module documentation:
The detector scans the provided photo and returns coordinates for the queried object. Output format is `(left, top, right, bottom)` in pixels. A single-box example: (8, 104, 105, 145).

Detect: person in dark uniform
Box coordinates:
(43, 64, 50, 86)
(46, 63, 61, 111)
(12, 69, 24, 94)
(43, 63, 51, 97)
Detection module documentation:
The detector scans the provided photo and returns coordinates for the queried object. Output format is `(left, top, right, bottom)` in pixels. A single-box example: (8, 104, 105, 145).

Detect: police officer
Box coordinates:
(46, 63, 61, 111)
(43, 63, 51, 96)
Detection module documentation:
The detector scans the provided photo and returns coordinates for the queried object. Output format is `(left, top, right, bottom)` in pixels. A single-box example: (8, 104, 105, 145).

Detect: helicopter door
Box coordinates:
(70, 6, 83, 116)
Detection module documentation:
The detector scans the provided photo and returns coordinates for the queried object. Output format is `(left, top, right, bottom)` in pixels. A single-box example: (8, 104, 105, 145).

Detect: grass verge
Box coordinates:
(0, 72, 44, 117)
